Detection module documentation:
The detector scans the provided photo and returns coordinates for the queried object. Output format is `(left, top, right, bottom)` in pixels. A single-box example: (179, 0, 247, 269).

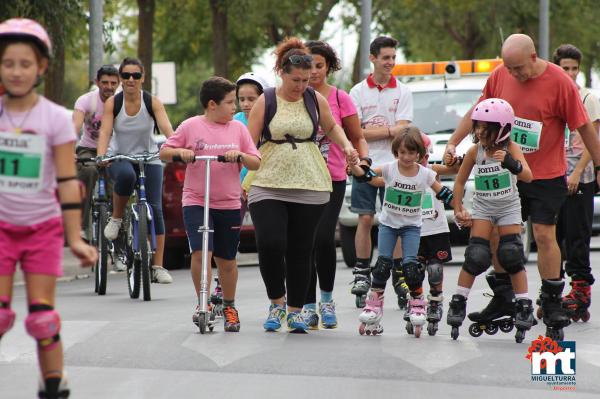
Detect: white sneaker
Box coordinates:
(152, 265, 173, 284)
(113, 258, 127, 272)
(104, 217, 122, 241)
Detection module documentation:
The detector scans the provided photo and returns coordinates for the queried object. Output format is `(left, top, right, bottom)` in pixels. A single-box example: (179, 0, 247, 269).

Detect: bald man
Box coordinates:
(444, 34, 600, 340)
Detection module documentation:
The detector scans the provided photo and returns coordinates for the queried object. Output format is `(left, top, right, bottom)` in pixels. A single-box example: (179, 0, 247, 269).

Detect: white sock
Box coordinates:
(456, 286, 470, 299)
(515, 292, 529, 300)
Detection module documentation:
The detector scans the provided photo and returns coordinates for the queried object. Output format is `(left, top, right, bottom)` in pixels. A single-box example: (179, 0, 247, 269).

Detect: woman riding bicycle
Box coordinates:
(96, 57, 175, 284)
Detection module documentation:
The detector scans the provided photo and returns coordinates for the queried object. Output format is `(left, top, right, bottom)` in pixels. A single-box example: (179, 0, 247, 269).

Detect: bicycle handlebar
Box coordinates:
(98, 153, 160, 164)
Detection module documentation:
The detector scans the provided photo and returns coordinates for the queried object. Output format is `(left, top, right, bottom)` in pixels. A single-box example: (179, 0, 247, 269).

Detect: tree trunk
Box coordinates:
(137, 0, 155, 92)
(44, 19, 65, 105)
(210, 0, 229, 78)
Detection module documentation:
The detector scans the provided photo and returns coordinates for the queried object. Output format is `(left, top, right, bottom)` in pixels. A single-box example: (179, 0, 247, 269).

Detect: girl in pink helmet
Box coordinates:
(0, 18, 97, 398)
(447, 98, 535, 343)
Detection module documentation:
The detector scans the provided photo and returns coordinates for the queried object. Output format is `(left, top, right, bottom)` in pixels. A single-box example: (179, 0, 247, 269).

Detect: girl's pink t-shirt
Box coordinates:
(162, 116, 260, 209)
(0, 96, 77, 226)
(316, 87, 358, 181)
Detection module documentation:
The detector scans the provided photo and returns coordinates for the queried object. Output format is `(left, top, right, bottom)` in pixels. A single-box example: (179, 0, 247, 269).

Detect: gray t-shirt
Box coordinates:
(109, 90, 160, 165)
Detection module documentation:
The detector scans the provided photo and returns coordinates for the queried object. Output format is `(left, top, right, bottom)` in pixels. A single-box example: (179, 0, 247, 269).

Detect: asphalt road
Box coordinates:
(1, 244, 599, 399)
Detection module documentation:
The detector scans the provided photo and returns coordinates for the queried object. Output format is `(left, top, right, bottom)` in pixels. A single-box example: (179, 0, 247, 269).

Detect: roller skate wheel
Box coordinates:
(359, 323, 366, 335)
(499, 320, 514, 333)
(468, 323, 483, 337)
(571, 315, 580, 322)
(414, 324, 422, 338)
(427, 322, 437, 336)
(582, 311, 590, 322)
(406, 322, 414, 335)
(484, 324, 499, 335)
(356, 295, 366, 308)
(397, 296, 408, 310)
(515, 329, 525, 344)
(451, 326, 459, 340)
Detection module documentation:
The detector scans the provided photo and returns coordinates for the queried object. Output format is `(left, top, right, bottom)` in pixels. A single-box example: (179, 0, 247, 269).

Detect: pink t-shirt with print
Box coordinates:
(0, 96, 77, 226)
(74, 90, 104, 148)
(315, 87, 358, 181)
(162, 116, 260, 209)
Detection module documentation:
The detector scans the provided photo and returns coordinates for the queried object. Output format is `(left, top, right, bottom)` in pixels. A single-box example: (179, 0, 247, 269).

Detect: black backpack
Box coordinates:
(260, 86, 320, 149)
(112, 90, 159, 134)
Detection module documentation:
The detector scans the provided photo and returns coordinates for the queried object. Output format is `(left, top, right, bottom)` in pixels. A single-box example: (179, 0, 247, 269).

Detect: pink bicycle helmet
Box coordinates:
(471, 98, 514, 144)
(0, 18, 52, 58)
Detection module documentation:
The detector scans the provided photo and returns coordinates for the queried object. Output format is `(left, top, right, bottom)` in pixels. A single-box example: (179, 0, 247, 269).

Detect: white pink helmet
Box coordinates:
(471, 98, 514, 144)
(0, 18, 52, 58)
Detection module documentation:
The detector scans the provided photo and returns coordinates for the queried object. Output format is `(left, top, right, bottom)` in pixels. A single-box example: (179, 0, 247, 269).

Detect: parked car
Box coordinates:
(338, 66, 533, 267)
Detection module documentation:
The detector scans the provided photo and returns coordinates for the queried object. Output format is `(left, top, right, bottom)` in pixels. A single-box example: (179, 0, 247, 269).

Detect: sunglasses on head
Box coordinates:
(120, 72, 143, 80)
(285, 54, 313, 66)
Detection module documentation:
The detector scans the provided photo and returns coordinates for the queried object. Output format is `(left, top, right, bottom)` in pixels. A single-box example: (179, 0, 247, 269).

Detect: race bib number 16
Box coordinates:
(0, 131, 45, 194)
(511, 117, 543, 153)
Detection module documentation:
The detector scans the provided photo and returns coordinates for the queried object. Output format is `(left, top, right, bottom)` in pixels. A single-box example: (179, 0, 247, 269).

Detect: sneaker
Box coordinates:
(263, 304, 286, 332)
(301, 307, 319, 330)
(223, 305, 241, 332)
(113, 258, 127, 272)
(287, 311, 309, 333)
(319, 301, 338, 329)
(104, 217, 122, 241)
(152, 265, 173, 284)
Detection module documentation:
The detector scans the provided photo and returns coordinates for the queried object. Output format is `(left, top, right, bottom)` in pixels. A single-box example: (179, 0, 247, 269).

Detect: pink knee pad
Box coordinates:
(0, 296, 16, 337)
(25, 302, 61, 351)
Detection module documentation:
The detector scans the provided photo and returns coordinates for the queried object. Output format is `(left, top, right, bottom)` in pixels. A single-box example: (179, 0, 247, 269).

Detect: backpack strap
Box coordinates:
(303, 86, 320, 140)
(112, 91, 159, 134)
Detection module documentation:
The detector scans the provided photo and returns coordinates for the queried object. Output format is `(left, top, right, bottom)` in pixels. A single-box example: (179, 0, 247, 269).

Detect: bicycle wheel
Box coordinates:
(126, 214, 141, 299)
(138, 203, 152, 301)
(95, 203, 109, 295)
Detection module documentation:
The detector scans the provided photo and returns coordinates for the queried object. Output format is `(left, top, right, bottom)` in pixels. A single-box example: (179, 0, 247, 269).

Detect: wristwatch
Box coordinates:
(359, 157, 372, 166)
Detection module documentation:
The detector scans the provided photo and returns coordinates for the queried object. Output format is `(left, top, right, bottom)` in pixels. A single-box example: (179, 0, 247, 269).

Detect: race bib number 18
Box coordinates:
(474, 162, 512, 200)
(384, 186, 423, 216)
(0, 131, 45, 194)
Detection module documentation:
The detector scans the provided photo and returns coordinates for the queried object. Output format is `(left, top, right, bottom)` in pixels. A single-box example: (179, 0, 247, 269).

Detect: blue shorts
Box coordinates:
(183, 206, 241, 260)
(350, 178, 385, 215)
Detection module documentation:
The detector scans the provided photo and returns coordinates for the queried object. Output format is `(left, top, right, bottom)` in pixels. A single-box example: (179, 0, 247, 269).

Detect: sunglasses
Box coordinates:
(285, 54, 313, 66)
(120, 72, 143, 80)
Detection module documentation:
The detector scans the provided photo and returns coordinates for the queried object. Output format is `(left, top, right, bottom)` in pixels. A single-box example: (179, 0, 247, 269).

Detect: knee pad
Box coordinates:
(25, 302, 61, 352)
(0, 297, 16, 338)
(463, 237, 491, 276)
(427, 261, 444, 287)
(497, 234, 525, 274)
(372, 256, 393, 283)
(403, 261, 425, 290)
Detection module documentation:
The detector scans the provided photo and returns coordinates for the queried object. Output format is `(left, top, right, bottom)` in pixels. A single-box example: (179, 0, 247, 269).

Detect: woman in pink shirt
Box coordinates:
(160, 77, 260, 332)
(0, 18, 96, 398)
(301, 40, 369, 329)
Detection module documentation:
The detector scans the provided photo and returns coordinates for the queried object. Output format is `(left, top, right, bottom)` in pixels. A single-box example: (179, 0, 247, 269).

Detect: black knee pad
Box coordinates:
(427, 260, 443, 287)
(497, 234, 525, 274)
(403, 261, 425, 290)
(463, 237, 491, 276)
(371, 256, 393, 283)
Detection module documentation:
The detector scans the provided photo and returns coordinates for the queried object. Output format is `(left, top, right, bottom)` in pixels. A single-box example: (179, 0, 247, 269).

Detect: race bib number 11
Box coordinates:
(0, 131, 45, 194)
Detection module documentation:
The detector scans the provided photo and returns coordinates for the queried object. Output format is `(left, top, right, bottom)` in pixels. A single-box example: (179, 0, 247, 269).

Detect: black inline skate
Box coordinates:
(426, 292, 443, 336)
(539, 279, 570, 341)
(392, 267, 409, 310)
(351, 264, 371, 308)
(514, 298, 535, 343)
(467, 273, 515, 337)
(447, 294, 467, 340)
(562, 280, 591, 322)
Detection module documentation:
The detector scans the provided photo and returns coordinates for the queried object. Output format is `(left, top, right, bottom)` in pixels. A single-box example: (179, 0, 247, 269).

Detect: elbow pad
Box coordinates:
(436, 186, 454, 206)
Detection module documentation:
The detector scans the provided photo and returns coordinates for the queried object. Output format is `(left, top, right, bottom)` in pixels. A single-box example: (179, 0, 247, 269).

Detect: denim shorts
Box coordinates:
(183, 206, 241, 260)
(350, 179, 385, 215)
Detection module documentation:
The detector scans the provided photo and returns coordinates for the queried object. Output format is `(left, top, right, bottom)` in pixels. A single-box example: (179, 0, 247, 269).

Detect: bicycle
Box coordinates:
(100, 152, 160, 301)
(77, 157, 111, 295)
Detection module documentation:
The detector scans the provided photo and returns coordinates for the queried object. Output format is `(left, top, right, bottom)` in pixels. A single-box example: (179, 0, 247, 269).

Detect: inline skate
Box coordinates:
(358, 291, 384, 336)
(404, 296, 427, 338)
(539, 280, 570, 341)
(562, 280, 591, 322)
(447, 294, 467, 340)
(392, 267, 409, 310)
(351, 264, 371, 308)
(210, 277, 224, 319)
(426, 293, 443, 336)
(514, 298, 535, 343)
(467, 273, 515, 338)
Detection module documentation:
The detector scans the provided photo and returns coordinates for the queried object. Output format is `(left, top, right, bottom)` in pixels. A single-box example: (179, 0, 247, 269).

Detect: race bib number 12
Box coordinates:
(384, 186, 423, 216)
(0, 131, 45, 194)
